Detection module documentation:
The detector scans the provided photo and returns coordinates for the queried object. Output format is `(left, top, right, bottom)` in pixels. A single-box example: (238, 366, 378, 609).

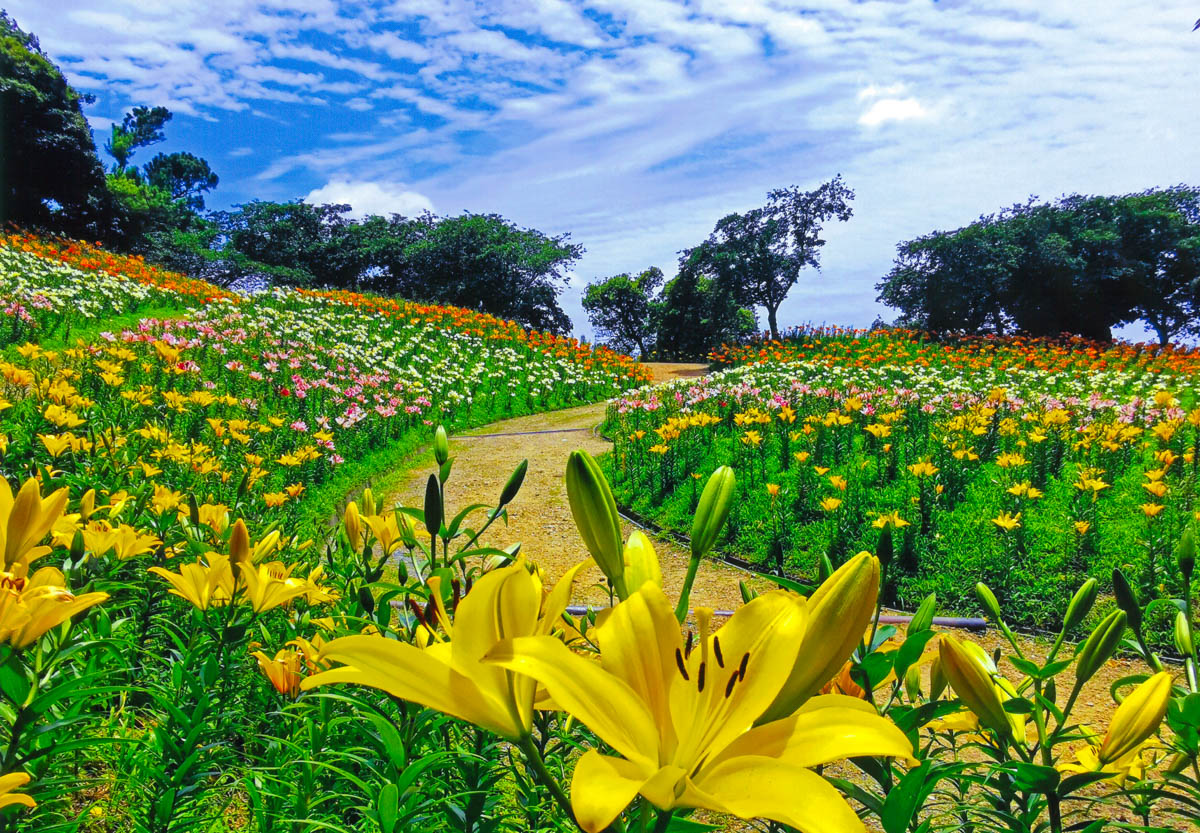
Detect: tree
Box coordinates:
(396, 213, 580, 334)
(877, 188, 1200, 344)
(654, 245, 756, 360)
(105, 105, 171, 172)
(0, 12, 110, 236)
(699, 176, 855, 339)
(581, 267, 663, 357)
(144, 152, 218, 211)
(1110, 187, 1200, 345)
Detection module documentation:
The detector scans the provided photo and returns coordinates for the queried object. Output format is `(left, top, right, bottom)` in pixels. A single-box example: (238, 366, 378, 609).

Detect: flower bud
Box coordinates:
(1062, 578, 1098, 634)
(691, 466, 736, 560)
(434, 425, 450, 466)
(343, 501, 362, 551)
(1074, 609, 1126, 688)
(228, 518, 250, 564)
(361, 487, 377, 517)
(622, 530, 661, 592)
(424, 474, 442, 539)
(1112, 569, 1142, 630)
(975, 582, 1002, 623)
(930, 652, 948, 700)
(904, 663, 923, 701)
(499, 459, 528, 507)
(939, 635, 1018, 740)
(80, 489, 96, 522)
(1176, 526, 1196, 585)
(1174, 610, 1195, 657)
(1098, 672, 1173, 764)
(908, 593, 937, 635)
(565, 450, 626, 597)
(760, 551, 879, 722)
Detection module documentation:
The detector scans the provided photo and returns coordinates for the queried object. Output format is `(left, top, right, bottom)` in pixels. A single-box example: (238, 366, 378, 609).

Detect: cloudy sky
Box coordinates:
(10, 0, 1199, 338)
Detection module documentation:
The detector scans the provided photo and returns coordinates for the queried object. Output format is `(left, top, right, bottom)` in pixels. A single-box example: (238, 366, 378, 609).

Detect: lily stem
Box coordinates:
(516, 733, 578, 831)
(651, 808, 675, 833)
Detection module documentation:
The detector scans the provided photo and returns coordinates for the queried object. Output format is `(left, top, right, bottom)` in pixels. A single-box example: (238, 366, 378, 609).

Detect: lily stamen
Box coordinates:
(675, 647, 689, 680)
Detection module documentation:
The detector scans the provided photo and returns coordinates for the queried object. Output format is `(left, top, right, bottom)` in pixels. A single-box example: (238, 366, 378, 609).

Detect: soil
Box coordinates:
(384, 361, 1172, 830)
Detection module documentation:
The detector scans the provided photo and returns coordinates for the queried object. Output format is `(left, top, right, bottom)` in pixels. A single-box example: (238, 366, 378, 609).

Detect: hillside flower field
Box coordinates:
(606, 327, 1200, 639)
(0, 238, 1198, 833)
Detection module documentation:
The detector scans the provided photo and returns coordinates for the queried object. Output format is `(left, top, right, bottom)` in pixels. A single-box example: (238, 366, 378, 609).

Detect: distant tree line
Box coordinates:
(0, 13, 579, 334)
(876, 189, 1200, 345)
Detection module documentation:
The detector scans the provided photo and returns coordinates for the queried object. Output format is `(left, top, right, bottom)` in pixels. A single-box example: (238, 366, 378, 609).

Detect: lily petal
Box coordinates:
(595, 580, 681, 741)
(688, 755, 865, 833)
(305, 634, 521, 738)
(487, 634, 658, 767)
(570, 750, 653, 833)
(707, 699, 914, 771)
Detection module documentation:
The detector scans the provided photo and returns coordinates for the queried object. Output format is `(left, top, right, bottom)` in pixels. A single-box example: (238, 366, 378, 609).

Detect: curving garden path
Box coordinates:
(385, 362, 1151, 733)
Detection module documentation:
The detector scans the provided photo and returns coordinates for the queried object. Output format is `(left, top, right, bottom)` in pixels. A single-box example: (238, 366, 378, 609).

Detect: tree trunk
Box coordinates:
(767, 304, 780, 341)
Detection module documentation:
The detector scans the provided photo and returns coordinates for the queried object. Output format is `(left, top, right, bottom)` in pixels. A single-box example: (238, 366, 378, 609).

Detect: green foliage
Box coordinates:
(878, 188, 1200, 344)
(581, 267, 663, 357)
(0, 12, 110, 237)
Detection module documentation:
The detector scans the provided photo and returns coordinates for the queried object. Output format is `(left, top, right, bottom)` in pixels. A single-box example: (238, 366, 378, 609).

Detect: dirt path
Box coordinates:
(385, 361, 1156, 740)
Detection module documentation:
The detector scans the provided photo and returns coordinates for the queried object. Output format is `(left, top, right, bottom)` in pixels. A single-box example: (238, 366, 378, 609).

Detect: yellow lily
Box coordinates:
(303, 560, 592, 740)
(252, 647, 303, 697)
(149, 555, 234, 611)
(0, 771, 35, 811)
(487, 582, 912, 833)
(362, 512, 409, 556)
(0, 478, 70, 574)
(236, 561, 310, 613)
(0, 567, 108, 648)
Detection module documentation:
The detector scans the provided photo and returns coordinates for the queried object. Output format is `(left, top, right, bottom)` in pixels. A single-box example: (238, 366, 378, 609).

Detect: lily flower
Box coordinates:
(149, 555, 234, 611)
(487, 582, 912, 833)
(252, 647, 304, 697)
(0, 477, 69, 574)
(237, 561, 310, 613)
(0, 567, 108, 649)
(303, 559, 592, 740)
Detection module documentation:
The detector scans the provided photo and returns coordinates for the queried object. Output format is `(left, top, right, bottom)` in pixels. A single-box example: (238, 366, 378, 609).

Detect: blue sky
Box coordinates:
(8, 0, 1199, 339)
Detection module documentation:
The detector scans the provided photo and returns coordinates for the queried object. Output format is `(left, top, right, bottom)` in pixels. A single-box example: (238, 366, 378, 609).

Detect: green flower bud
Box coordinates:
(1174, 610, 1195, 657)
(1062, 578, 1098, 634)
(691, 466, 736, 560)
(565, 450, 626, 597)
(498, 459, 528, 507)
(1176, 526, 1196, 585)
(908, 593, 937, 635)
(423, 474, 442, 539)
(975, 582, 1002, 623)
(1074, 609, 1127, 689)
(930, 652, 948, 700)
(434, 425, 450, 466)
(1112, 569, 1143, 631)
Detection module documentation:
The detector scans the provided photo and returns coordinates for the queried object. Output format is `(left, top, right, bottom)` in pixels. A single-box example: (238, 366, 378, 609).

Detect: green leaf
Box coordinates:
(1010, 762, 1060, 794)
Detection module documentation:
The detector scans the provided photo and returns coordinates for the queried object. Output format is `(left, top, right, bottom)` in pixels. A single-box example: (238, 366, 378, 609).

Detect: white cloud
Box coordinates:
(858, 97, 930, 127)
(305, 179, 434, 218)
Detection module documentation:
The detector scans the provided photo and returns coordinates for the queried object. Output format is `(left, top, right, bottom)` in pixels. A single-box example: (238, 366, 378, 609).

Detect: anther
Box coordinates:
(724, 672, 738, 698)
(737, 652, 749, 681)
(697, 662, 706, 692)
(713, 636, 725, 668)
(675, 648, 689, 681)
(685, 631, 695, 658)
